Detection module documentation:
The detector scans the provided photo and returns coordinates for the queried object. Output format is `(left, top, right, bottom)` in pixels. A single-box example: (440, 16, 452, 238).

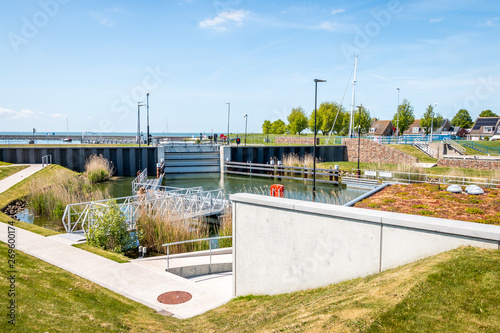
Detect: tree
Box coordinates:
(451, 109, 473, 128)
(353, 104, 371, 135)
(270, 119, 287, 134)
(287, 107, 308, 134)
(479, 110, 498, 117)
(392, 99, 415, 135)
(262, 120, 272, 134)
(420, 104, 443, 135)
(308, 102, 346, 135)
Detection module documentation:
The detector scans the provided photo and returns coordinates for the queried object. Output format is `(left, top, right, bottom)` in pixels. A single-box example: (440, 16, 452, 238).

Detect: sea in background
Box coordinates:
(0, 131, 216, 145)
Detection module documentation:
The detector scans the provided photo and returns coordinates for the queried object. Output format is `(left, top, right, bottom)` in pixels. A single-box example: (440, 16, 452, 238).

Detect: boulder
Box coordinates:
(465, 185, 484, 195)
(446, 184, 462, 193)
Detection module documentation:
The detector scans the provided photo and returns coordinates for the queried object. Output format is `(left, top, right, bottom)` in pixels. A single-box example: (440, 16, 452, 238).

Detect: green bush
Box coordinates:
(86, 200, 136, 253)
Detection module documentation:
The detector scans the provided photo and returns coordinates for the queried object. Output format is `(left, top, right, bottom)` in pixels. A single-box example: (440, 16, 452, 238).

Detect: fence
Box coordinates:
(224, 161, 340, 185)
(163, 236, 232, 272)
(41, 154, 52, 167)
(456, 139, 500, 155)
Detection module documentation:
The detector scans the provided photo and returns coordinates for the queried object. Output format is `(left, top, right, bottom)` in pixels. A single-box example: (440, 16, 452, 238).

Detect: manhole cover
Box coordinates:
(157, 291, 192, 305)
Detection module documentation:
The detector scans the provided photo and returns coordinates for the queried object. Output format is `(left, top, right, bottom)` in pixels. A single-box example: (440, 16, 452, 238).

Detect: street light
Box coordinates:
(146, 92, 150, 146)
(396, 88, 400, 137)
(137, 101, 146, 171)
(356, 105, 362, 176)
(225, 102, 230, 145)
(243, 114, 248, 146)
(430, 103, 437, 142)
(313, 78, 327, 202)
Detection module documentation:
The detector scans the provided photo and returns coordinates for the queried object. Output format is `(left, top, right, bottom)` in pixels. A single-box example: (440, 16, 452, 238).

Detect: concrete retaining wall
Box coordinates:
(342, 138, 418, 165)
(0, 147, 158, 177)
(437, 157, 500, 170)
(229, 145, 345, 164)
(230, 193, 500, 296)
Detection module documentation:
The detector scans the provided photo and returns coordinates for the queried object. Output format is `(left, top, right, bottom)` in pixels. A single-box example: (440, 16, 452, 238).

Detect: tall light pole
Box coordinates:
(225, 102, 230, 145)
(137, 101, 145, 171)
(243, 114, 248, 146)
(357, 105, 362, 176)
(430, 103, 437, 142)
(146, 92, 150, 146)
(313, 79, 327, 202)
(396, 88, 400, 137)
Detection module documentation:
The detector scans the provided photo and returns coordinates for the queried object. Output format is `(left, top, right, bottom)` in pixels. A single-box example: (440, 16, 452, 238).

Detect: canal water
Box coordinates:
(17, 173, 367, 230)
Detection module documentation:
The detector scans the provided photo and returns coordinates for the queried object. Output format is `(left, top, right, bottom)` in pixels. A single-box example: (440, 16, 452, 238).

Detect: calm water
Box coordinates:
(17, 174, 366, 229)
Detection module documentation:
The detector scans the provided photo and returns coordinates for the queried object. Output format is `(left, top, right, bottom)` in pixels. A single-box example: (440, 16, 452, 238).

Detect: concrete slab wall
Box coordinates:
(231, 193, 500, 297)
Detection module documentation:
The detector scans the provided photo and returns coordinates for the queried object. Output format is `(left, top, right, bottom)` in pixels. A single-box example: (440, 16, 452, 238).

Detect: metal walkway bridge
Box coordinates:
(62, 169, 228, 234)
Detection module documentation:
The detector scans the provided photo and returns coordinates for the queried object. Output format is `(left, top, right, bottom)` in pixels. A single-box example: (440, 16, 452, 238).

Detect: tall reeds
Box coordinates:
(84, 154, 115, 184)
(217, 206, 232, 248)
(27, 169, 109, 220)
(281, 153, 319, 168)
(136, 207, 209, 255)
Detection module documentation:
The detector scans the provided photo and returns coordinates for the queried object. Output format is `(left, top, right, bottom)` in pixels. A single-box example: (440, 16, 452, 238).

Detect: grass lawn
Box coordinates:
(1, 243, 498, 332)
(0, 161, 12, 166)
(389, 144, 438, 163)
(0, 165, 29, 181)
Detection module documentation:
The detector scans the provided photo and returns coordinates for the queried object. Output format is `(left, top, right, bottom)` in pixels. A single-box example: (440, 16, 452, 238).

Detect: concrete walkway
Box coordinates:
(0, 163, 233, 319)
(0, 225, 233, 319)
(0, 164, 46, 194)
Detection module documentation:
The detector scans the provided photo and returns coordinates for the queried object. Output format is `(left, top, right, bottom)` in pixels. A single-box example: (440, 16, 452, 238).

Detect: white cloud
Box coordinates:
(331, 9, 345, 15)
(50, 113, 67, 118)
(316, 22, 337, 31)
(429, 17, 444, 23)
(0, 107, 37, 119)
(199, 9, 249, 31)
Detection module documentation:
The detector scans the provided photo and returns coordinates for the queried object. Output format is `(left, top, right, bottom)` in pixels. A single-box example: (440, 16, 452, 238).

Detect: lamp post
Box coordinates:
(313, 79, 327, 201)
(225, 102, 230, 145)
(396, 88, 400, 137)
(146, 92, 150, 146)
(243, 114, 248, 146)
(430, 103, 437, 142)
(137, 101, 145, 171)
(356, 105, 362, 176)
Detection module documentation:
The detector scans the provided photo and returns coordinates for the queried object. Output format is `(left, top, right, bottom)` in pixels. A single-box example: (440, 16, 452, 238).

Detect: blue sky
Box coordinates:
(1, 0, 499, 134)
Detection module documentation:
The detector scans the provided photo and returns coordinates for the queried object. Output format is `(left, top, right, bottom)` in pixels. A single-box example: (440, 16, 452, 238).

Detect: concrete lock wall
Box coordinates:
(0, 147, 158, 177)
(230, 193, 500, 297)
(228, 145, 345, 164)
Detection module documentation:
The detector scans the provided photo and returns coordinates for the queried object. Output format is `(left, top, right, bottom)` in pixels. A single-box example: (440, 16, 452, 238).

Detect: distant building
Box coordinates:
(403, 119, 452, 136)
(467, 117, 500, 140)
(369, 120, 394, 137)
(403, 119, 423, 135)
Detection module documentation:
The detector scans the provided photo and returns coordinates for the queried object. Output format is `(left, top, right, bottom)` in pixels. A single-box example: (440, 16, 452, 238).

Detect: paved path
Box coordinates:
(0, 163, 233, 319)
(0, 164, 46, 194)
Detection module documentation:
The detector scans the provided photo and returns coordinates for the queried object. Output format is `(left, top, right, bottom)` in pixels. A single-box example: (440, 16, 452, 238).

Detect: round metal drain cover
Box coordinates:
(157, 291, 192, 305)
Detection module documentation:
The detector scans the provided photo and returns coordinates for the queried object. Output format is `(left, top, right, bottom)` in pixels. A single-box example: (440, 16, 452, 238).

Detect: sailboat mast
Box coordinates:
(349, 55, 358, 138)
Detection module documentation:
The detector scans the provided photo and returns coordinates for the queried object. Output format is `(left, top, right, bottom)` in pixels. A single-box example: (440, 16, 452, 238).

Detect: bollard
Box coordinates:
(138, 246, 143, 258)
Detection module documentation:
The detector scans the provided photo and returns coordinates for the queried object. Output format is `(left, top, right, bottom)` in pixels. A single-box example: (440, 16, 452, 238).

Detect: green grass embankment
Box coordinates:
(0, 165, 29, 181)
(0, 245, 498, 332)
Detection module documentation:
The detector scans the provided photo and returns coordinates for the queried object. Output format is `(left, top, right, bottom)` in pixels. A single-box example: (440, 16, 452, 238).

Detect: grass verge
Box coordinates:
(1, 244, 498, 332)
(389, 144, 438, 163)
(0, 165, 29, 181)
(72, 243, 130, 263)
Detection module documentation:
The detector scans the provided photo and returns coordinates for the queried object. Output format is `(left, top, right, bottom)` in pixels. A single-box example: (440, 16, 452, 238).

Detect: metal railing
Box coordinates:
(444, 138, 465, 154)
(413, 139, 435, 157)
(351, 169, 500, 188)
(41, 154, 52, 167)
(62, 188, 229, 234)
(456, 139, 500, 155)
(132, 168, 148, 193)
(163, 236, 232, 272)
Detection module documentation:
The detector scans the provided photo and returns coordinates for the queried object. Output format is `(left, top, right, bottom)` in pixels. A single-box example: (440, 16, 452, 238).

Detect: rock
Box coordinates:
(465, 185, 484, 195)
(446, 185, 462, 193)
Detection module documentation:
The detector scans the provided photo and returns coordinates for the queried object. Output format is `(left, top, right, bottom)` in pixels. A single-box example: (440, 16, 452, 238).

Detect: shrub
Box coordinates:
(465, 207, 484, 215)
(86, 200, 136, 253)
(27, 170, 109, 220)
(418, 210, 434, 216)
(84, 154, 115, 184)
